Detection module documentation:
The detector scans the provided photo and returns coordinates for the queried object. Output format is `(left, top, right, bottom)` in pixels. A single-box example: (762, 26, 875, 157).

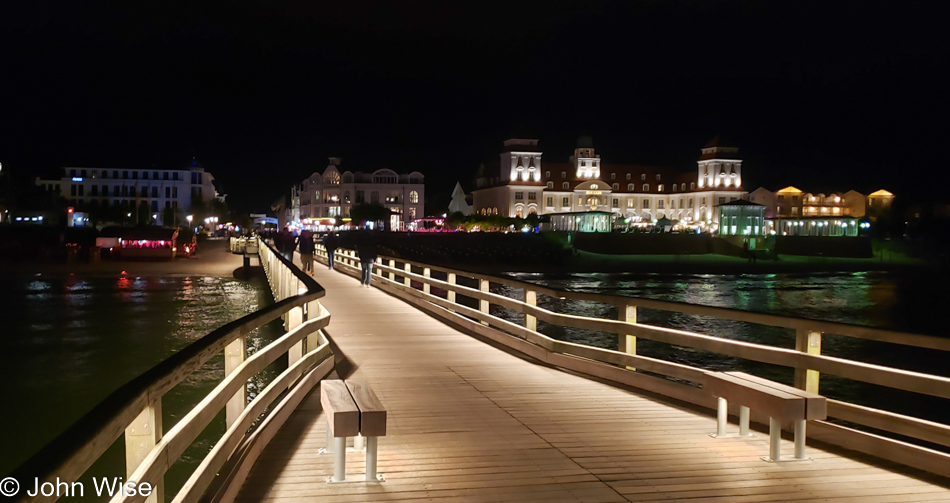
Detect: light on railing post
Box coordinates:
(224, 338, 247, 427)
(125, 402, 163, 503)
(794, 328, 822, 393)
(620, 304, 637, 370)
(479, 278, 490, 326)
(524, 289, 537, 332)
(447, 273, 457, 304)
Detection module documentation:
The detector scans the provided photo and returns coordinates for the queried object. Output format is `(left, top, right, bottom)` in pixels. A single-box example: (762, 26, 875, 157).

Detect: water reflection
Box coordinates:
(0, 273, 283, 485)
(502, 270, 950, 424)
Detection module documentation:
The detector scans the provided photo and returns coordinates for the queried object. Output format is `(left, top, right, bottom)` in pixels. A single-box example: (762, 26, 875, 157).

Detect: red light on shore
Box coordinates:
(120, 271, 127, 275)
(67, 207, 74, 214)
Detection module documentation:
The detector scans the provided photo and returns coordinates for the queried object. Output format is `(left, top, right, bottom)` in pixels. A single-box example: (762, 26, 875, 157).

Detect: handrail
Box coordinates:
(317, 244, 950, 478)
(11, 237, 333, 503)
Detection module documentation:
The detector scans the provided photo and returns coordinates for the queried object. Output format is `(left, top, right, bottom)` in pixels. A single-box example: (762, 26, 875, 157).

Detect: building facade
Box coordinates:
(472, 137, 746, 231)
(746, 186, 894, 236)
(35, 162, 218, 226)
(298, 157, 425, 230)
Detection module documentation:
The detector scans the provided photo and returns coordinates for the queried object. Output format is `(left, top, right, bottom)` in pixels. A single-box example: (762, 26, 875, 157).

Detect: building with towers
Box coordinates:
(473, 136, 747, 231)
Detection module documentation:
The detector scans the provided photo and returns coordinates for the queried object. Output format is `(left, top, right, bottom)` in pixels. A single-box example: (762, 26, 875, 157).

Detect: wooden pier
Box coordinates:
(235, 263, 949, 502)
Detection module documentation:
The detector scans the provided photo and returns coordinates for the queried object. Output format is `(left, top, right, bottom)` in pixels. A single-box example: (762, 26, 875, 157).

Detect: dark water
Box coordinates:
(0, 272, 284, 497)
(496, 270, 950, 427)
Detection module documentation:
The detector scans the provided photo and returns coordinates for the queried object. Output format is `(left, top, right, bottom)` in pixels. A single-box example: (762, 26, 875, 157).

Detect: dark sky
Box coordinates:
(2, 1, 948, 212)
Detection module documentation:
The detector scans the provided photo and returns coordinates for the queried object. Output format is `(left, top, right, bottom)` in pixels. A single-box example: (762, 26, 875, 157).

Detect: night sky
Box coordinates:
(2, 1, 947, 213)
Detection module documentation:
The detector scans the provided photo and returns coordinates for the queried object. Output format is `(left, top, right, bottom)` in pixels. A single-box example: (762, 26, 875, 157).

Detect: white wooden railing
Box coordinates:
(318, 244, 950, 478)
(11, 237, 334, 503)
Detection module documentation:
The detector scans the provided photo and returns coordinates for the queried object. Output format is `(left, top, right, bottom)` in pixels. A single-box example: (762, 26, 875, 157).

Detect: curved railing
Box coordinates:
(11, 237, 334, 503)
(318, 244, 950, 479)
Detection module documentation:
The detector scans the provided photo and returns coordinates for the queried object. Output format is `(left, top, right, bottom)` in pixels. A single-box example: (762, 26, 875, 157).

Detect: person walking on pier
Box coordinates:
(277, 227, 296, 261)
(356, 233, 378, 287)
(323, 232, 339, 270)
(298, 229, 315, 273)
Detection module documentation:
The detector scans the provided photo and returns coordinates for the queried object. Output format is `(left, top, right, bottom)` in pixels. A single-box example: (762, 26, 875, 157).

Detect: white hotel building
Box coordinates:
(298, 157, 425, 230)
(35, 162, 219, 226)
(473, 137, 745, 229)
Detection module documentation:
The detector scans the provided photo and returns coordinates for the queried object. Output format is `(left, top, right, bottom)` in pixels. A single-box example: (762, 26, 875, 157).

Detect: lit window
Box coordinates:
(409, 191, 419, 204)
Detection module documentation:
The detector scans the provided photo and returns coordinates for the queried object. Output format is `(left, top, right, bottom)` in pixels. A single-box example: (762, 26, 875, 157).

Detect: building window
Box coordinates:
(356, 190, 365, 203)
(626, 173, 631, 180)
(612, 198, 619, 207)
(409, 191, 419, 204)
(141, 186, 148, 197)
(152, 187, 158, 197)
(643, 200, 650, 208)
(612, 183, 619, 190)
(656, 174, 661, 181)
(679, 198, 684, 209)
(641, 174, 646, 181)
(546, 196, 553, 207)
(143, 172, 149, 180)
(719, 197, 726, 205)
(627, 183, 634, 191)
(528, 192, 536, 201)
(562, 182, 569, 190)
(627, 199, 634, 208)
(658, 200, 664, 209)
(515, 192, 524, 200)
(561, 171, 567, 178)
(546, 181, 554, 189)
(343, 191, 351, 203)
(690, 182, 696, 190)
(562, 197, 570, 207)
(91, 185, 98, 196)
(545, 171, 550, 178)
(658, 184, 664, 192)
(610, 173, 616, 180)
(371, 191, 379, 203)
(643, 184, 649, 192)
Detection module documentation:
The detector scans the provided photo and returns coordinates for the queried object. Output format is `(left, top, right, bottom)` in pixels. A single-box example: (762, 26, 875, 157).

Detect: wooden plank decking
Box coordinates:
(236, 263, 950, 502)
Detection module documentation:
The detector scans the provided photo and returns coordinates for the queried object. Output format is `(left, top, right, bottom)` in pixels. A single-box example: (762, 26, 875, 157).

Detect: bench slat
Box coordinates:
(704, 372, 805, 421)
(725, 371, 827, 420)
(320, 380, 360, 437)
(346, 380, 387, 437)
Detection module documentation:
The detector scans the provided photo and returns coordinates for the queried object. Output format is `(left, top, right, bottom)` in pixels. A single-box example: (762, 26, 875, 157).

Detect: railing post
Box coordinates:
(389, 259, 396, 281)
(423, 267, 431, 295)
(524, 289, 537, 332)
(479, 278, 490, 325)
(125, 400, 163, 503)
(404, 262, 411, 287)
(619, 303, 637, 370)
(287, 306, 304, 365)
(225, 337, 247, 427)
(447, 273, 456, 304)
(794, 328, 822, 393)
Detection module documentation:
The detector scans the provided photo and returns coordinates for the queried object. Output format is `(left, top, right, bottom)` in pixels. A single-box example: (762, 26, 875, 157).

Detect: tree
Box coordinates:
(349, 202, 392, 229)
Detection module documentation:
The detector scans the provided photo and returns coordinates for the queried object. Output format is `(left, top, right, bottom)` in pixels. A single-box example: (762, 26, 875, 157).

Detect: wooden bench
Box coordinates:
(319, 379, 387, 482)
(703, 371, 826, 462)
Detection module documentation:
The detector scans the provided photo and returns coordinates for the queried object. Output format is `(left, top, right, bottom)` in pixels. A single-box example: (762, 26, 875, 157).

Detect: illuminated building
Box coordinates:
(34, 161, 219, 226)
(298, 157, 425, 230)
(472, 136, 746, 230)
(746, 186, 894, 236)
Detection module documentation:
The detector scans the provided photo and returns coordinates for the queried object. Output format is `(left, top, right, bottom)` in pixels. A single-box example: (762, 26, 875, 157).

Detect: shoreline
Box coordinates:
(459, 251, 942, 276)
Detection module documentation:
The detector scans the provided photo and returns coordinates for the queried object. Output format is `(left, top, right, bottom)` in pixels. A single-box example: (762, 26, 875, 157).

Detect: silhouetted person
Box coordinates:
(323, 232, 339, 270)
(277, 227, 296, 261)
(298, 229, 315, 273)
(356, 233, 379, 287)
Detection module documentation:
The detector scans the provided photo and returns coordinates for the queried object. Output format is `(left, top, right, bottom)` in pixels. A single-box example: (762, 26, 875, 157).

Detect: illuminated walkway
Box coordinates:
(235, 261, 949, 502)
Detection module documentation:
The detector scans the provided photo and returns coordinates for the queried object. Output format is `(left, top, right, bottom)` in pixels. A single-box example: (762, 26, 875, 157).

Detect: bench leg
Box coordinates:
(768, 417, 782, 462)
(739, 406, 750, 436)
(794, 419, 806, 459)
(365, 436, 379, 481)
(354, 433, 364, 451)
(333, 436, 347, 482)
(716, 397, 728, 437)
